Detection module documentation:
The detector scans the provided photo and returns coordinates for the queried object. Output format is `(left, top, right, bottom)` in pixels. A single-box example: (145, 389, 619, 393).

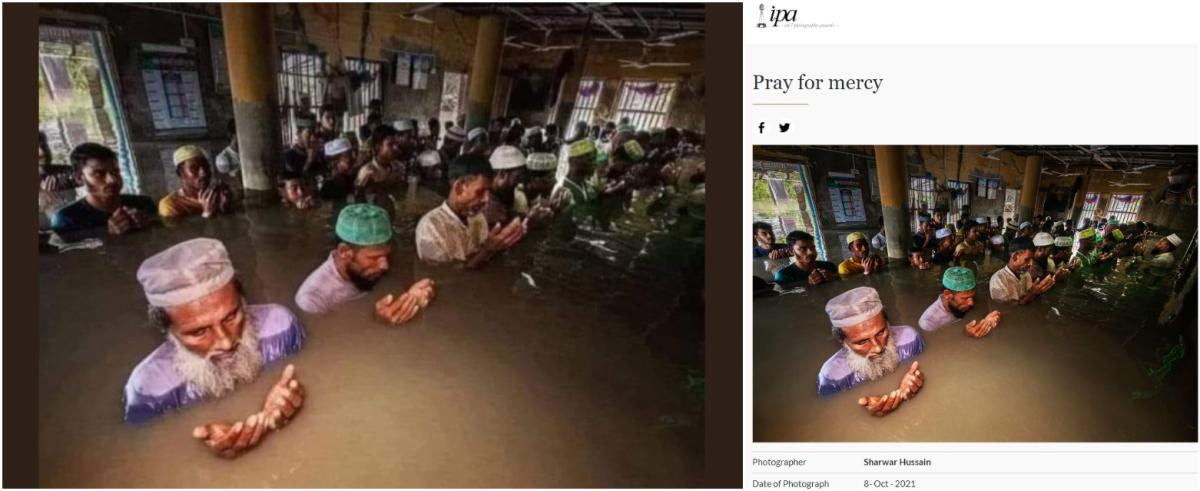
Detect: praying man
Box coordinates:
(123, 238, 306, 458)
(817, 287, 926, 417)
(918, 266, 1002, 337)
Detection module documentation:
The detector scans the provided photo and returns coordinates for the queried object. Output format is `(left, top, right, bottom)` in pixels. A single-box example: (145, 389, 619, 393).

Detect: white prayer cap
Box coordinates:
(526, 152, 558, 171)
(467, 127, 487, 141)
(1019, 221, 1032, 230)
(417, 150, 441, 168)
(990, 234, 1005, 245)
(1033, 232, 1054, 247)
(489, 145, 526, 170)
(137, 238, 236, 308)
(1167, 233, 1183, 246)
(393, 119, 414, 132)
(825, 286, 884, 329)
(935, 227, 952, 239)
(975, 216, 988, 224)
(324, 138, 352, 157)
(1054, 236, 1073, 248)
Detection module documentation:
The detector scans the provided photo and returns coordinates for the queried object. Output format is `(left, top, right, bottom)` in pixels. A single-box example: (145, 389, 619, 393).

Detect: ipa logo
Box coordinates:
(758, 4, 800, 28)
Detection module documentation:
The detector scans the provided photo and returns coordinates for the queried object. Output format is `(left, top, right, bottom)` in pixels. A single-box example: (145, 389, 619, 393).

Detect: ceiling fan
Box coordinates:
(978, 146, 1005, 161)
(1106, 180, 1151, 187)
(598, 8, 699, 47)
(511, 31, 577, 52)
(401, 3, 438, 24)
(619, 48, 690, 70)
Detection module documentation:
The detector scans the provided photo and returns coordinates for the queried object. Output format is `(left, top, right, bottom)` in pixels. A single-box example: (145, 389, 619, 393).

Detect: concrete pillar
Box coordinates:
(874, 145, 910, 260)
(1069, 167, 1091, 225)
(552, 46, 590, 129)
(465, 15, 506, 130)
(1019, 155, 1043, 223)
(222, 4, 282, 198)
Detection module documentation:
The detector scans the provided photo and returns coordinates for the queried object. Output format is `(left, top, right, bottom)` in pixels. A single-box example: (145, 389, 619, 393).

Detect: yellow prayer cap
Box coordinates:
(846, 232, 867, 245)
(568, 138, 595, 158)
(173, 145, 208, 166)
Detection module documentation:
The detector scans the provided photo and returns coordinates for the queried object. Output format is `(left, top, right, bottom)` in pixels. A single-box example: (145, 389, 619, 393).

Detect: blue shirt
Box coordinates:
(817, 325, 925, 397)
(753, 243, 789, 258)
(122, 304, 305, 424)
(50, 195, 156, 235)
(774, 261, 837, 284)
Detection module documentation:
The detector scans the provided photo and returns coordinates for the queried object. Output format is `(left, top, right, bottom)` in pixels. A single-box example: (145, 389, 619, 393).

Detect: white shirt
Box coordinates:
(989, 265, 1032, 302)
(415, 202, 489, 264)
(294, 253, 365, 314)
(215, 145, 240, 175)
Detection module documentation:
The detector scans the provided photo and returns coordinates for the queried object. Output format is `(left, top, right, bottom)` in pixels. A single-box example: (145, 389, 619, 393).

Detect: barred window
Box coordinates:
(567, 78, 603, 135)
(613, 80, 676, 131)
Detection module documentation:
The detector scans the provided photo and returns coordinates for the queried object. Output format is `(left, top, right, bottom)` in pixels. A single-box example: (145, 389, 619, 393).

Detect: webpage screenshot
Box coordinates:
(744, 1, 1199, 489)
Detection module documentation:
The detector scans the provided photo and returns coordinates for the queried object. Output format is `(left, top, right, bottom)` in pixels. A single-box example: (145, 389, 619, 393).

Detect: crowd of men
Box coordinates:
(753, 203, 1187, 418)
(39, 99, 705, 458)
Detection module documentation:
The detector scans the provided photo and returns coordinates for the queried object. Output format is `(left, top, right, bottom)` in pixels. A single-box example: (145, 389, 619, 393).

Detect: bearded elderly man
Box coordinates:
(918, 266, 1002, 337)
(416, 154, 527, 268)
(124, 238, 306, 458)
(818, 287, 926, 417)
(296, 204, 435, 325)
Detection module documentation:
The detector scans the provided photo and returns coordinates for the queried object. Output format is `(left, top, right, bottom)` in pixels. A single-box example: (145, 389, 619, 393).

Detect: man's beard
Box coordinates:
(346, 264, 382, 291)
(170, 310, 262, 399)
(844, 332, 900, 382)
(948, 301, 969, 319)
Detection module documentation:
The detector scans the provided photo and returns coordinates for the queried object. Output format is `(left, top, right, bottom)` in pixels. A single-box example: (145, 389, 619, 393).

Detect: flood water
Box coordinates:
(38, 180, 705, 487)
(753, 250, 1198, 442)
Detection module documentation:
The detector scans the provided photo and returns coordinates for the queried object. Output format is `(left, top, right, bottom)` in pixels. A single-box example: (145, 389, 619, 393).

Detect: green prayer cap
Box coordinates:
(1078, 228, 1096, 241)
(335, 204, 393, 246)
(1111, 229, 1125, 241)
(942, 266, 976, 292)
(622, 140, 645, 161)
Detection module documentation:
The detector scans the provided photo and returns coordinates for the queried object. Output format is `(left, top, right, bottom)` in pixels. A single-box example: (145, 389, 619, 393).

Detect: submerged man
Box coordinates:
(838, 232, 884, 276)
(1069, 228, 1099, 270)
(753, 221, 790, 259)
(773, 230, 838, 286)
(295, 204, 435, 324)
(159, 145, 234, 220)
(931, 227, 956, 264)
(1029, 232, 1071, 282)
(817, 287, 926, 417)
(954, 222, 986, 260)
(918, 266, 1001, 337)
(1141, 233, 1182, 272)
(51, 143, 156, 238)
(415, 154, 526, 267)
(125, 238, 305, 458)
(989, 236, 1055, 304)
(483, 145, 528, 227)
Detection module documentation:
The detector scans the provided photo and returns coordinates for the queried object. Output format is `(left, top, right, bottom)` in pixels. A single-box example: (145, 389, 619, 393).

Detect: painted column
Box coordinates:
(1019, 155, 1043, 223)
(465, 15, 506, 130)
(874, 145, 910, 260)
(222, 4, 282, 199)
(552, 45, 591, 130)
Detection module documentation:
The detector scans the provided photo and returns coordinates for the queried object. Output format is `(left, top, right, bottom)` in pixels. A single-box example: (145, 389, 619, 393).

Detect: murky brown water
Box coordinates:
(39, 183, 704, 487)
(754, 251, 1197, 442)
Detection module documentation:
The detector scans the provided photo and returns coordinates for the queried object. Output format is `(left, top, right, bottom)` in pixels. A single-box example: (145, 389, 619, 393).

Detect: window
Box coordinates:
(1105, 194, 1143, 225)
(38, 24, 137, 191)
(613, 80, 676, 131)
(438, 71, 468, 132)
(341, 58, 384, 136)
(1079, 192, 1100, 228)
(278, 50, 326, 145)
(909, 176, 936, 230)
(947, 180, 971, 226)
(567, 78, 603, 134)
(752, 161, 825, 260)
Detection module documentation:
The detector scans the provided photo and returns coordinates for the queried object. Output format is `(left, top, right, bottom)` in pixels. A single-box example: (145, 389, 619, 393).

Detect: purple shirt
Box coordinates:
(295, 253, 365, 314)
(816, 324, 924, 397)
(122, 304, 305, 424)
(918, 297, 960, 331)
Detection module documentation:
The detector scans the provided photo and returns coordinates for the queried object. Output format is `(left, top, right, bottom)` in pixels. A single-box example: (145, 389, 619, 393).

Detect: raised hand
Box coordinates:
(375, 292, 423, 325)
(858, 389, 906, 417)
(897, 361, 924, 398)
(261, 364, 304, 428)
(191, 412, 268, 459)
(107, 207, 134, 235)
(406, 278, 436, 306)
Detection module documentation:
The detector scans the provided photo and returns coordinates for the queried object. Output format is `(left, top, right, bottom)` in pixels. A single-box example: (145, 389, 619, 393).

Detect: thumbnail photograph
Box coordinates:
(37, 3, 707, 487)
(752, 145, 1197, 442)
